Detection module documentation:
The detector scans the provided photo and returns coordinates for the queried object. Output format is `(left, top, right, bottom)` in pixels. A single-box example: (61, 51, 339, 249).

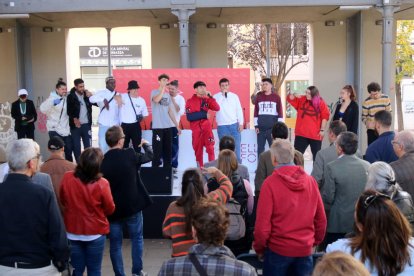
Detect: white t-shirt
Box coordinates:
(170, 94, 185, 125)
(327, 238, 414, 275)
(213, 92, 244, 126)
(120, 93, 148, 124)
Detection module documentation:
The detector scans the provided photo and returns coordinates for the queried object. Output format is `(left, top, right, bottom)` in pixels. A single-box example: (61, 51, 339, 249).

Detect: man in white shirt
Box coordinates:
(120, 80, 149, 153)
(214, 78, 244, 162)
(40, 79, 73, 161)
(168, 80, 185, 175)
(89, 76, 122, 153)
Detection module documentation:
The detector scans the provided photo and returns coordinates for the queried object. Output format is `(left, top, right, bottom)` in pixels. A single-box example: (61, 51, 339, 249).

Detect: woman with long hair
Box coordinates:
(327, 190, 414, 276)
(60, 148, 115, 276)
(162, 166, 233, 257)
(287, 85, 330, 161)
(365, 161, 414, 230)
(333, 85, 359, 134)
(214, 149, 254, 256)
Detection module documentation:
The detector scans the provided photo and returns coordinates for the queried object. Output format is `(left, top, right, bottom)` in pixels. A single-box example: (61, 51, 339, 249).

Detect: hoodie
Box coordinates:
(39, 91, 70, 136)
(253, 165, 326, 257)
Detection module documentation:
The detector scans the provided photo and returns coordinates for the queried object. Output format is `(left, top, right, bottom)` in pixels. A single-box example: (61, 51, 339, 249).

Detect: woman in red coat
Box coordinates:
(287, 86, 330, 161)
(60, 147, 115, 276)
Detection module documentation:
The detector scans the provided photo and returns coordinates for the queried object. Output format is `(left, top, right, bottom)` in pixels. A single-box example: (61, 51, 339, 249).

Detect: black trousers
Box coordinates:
(152, 128, 172, 168)
(294, 135, 322, 161)
(121, 122, 142, 153)
(367, 129, 378, 146)
(16, 124, 35, 140)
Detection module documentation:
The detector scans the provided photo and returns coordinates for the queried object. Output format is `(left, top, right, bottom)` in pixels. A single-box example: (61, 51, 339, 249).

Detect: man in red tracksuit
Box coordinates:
(186, 81, 220, 167)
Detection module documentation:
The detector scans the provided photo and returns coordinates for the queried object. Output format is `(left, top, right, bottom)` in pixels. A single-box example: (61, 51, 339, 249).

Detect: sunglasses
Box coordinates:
(363, 193, 390, 209)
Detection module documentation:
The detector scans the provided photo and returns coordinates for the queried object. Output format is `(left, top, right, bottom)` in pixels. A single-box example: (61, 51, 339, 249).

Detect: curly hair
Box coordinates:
(192, 198, 229, 246)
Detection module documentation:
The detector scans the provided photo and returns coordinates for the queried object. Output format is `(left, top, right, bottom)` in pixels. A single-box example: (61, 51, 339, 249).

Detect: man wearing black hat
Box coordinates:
(40, 136, 76, 205)
(185, 81, 220, 167)
(120, 80, 149, 153)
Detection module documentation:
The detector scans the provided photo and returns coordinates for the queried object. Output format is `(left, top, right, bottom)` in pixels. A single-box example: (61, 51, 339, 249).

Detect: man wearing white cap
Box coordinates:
(11, 89, 37, 139)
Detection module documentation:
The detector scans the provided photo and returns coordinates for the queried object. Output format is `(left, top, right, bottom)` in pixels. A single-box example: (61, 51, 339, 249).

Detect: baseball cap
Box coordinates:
(18, 89, 28, 96)
(48, 136, 65, 151)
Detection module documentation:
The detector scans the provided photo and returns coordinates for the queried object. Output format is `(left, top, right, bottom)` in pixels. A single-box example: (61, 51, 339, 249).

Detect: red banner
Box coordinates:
(113, 68, 250, 130)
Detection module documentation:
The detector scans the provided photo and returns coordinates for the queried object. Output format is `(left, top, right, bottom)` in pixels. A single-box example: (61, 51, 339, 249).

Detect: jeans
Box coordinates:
(71, 123, 92, 163)
(171, 127, 179, 168)
(70, 235, 106, 276)
(109, 212, 144, 276)
(294, 135, 322, 161)
(217, 122, 241, 162)
(263, 249, 313, 276)
(98, 124, 110, 154)
(48, 131, 73, 162)
(257, 128, 273, 157)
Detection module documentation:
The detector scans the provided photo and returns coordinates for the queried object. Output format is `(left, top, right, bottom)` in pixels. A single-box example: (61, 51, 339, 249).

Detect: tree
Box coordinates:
(395, 20, 414, 131)
(228, 23, 309, 92)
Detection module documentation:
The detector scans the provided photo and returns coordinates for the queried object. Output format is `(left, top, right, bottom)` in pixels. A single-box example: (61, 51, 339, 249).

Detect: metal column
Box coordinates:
(106, 28, 112, 76)
(172, 9, 195, 68)
(381, 4, 395, 95)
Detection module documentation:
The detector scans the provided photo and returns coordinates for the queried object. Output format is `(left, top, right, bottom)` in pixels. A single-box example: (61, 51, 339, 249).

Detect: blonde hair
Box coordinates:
(313, 251, 370, 276)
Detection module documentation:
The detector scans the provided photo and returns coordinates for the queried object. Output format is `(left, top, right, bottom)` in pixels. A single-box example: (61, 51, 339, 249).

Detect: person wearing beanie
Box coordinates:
(185, 81, 220, 167)
(11, 88, 37, 139)
(120, 80, 149, 153)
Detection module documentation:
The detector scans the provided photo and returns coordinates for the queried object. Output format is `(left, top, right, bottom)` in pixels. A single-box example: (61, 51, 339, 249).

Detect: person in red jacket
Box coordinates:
(60, 147, 115, 276)
(254, 138, 326, 276)
(287, 85, 330, 161)
(186, 81, 220, 167)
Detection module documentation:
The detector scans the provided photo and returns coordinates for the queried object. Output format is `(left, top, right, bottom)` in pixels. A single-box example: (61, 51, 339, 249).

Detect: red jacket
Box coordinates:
(60, 172, 115, 235)
(287, 95, 330, 140)
(253, 165, 326, 257)
(185, 94, 220, 127)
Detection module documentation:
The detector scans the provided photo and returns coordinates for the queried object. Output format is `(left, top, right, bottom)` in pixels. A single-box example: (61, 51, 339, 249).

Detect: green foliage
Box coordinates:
(396, 20, 414, 84)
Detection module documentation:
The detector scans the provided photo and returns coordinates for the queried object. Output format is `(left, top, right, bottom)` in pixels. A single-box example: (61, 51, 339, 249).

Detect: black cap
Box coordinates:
(127, 80, 140, 90)
(193, 81, 206, 89)
(48, 136, 65, 150)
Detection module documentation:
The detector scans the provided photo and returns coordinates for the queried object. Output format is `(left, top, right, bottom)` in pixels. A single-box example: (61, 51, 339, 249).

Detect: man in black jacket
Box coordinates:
(11, 89, 37, 139)
(67, 78, 94, 163)
(0, 139, 69, 275)
(101, 126, 153, 276)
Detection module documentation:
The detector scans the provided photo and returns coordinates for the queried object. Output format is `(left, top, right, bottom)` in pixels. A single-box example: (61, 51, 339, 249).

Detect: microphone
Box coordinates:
(337, 97, 342, 105)
(225, 92, 228, 98)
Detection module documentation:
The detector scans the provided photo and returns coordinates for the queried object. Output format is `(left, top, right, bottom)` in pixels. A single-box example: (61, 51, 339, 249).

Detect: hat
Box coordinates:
(127, 80, 140, 90)
(193, 81, 206, 89)
(105, 76, 115, 83)
(48, 136, 65, 151)
(18, 89, 28, 96)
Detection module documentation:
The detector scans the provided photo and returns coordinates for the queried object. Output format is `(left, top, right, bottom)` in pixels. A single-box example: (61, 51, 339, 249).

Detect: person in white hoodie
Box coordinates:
(40, 78, 73, 162)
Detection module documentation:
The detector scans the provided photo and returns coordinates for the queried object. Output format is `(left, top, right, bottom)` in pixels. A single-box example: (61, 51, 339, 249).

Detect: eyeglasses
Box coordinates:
(391, 140, 400, 146)
(27, 153, 41, 164)
(363, 193, 390, 209)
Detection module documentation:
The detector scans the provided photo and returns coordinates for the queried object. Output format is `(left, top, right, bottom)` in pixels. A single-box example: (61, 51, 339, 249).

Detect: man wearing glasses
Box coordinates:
(0, 139, 69, 275)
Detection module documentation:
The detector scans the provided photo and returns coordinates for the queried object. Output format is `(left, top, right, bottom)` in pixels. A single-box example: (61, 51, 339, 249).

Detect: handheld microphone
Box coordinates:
(337, 97, 342, 105)
(225, 92, 228, 98)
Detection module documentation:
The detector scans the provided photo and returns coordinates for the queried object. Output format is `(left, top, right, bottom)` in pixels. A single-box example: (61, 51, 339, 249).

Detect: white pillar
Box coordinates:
(172, 8, 195, 68)
(380, 4, 396, 95)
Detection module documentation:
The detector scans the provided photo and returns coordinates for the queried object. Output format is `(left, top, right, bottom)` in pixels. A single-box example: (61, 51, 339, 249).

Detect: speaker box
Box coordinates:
(140, 166, 172, 195)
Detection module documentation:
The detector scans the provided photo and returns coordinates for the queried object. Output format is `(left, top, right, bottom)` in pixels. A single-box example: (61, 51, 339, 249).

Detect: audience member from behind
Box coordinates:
(254, 139, 326, 276)
(365, 161, 414, 229)
(312, 251, 370, 276)
(60, 147, 115, 276)
(162, 167, 233, 257)
(101, 125, 153, 276)
(327, 190, 414, 275)
(40, 136, 76, 204)
(361, 82, 392, 145)
(213, 149, 254, 257)
(311, 120, 347, 189)
(159, 198, 257, 276)
(390, 130, 414, 199)
(254, 121, 288, 196)
(364, 110, 397, 163)
(205, 135, 249, 181)
(0, 139, 69, 275)
(293, 150, 304, 168)
(287, 85, 330, 161)
(332, 85, 359, 134)
(322, 132, 370, 247)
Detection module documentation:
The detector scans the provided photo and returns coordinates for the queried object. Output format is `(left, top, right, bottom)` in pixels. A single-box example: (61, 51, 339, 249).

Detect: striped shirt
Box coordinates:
(361, 94, 391, 129)
(162, 170, 233, 257)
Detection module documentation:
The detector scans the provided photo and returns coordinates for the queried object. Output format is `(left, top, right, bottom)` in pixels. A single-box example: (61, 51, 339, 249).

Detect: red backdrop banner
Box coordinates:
(113, 68, 250, 130)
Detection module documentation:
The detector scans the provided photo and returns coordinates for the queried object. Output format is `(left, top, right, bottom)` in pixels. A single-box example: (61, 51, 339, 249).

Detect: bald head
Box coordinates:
(270, 138, 295, 165)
